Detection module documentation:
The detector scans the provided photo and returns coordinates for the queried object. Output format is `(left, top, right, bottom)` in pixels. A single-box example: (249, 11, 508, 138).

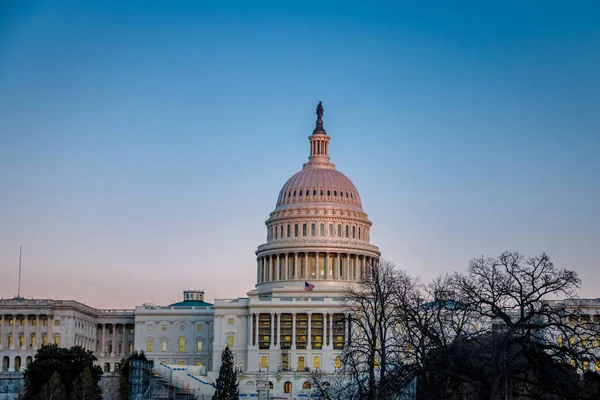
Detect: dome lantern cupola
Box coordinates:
(306, 101, 332, 168)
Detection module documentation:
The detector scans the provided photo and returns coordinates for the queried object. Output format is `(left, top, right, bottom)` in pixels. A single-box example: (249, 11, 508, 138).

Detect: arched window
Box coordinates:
(284, 381, 293, 393)
(287, 224, 291, 237)
(306, 190, 309, 196)
(320, 190, 323, 196)
(274, 226, 278, 239)
(345, 192, 348, 198)
(334, 191, 337, 196)
(311, 224, 316, 236)
(313, 190, 316, 196)
(352, 226, 356, 239)
(329, 224, 333, 236)
(303, 224, 307, 236)
(358, 227, 361, 239)
(338, 224, 342, 237)
(293, 191, 296, 197)
(280, 225, 283, 238)
(178, 337, 186, 352)
(327, 190, 330, 196)
(295, 224, 299, 237)
(320, 224, 325, 236)
(345, 225, 349, 238)
(303, 381, 312, 390)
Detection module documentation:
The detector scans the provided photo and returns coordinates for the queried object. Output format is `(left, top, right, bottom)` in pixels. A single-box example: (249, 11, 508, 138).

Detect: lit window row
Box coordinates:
(269, 222, 369, 241)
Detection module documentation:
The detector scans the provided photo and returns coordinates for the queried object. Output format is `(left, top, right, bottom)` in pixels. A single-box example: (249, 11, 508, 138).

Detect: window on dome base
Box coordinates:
(334, 191, 337, 196)
(295, 224, 299, 237)
(320, 224, 325, 236)
(327, 190, 330, 196)
(311, 224, 316, 236)
(313, 190, 316, 196)
(345, 225, 349, 238)
(287, 224, 291, 237)
(320, 190, 323, 196)
(306, 190, 309, 196)
(338, 225, 342, 237)
(303, 224, 307, 236)
(329, 224, 333, 236)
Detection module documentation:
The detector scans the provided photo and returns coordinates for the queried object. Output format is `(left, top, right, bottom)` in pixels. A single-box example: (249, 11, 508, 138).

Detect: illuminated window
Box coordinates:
(197, 324, 204, 331)
(32, 336, 37, 346)
(129, 328, 134, 333)
(196, 361, 203, 367)
(335, 357, 341, 369)
(20, 319, 24, 326)
(9, 319, 13, 326)
(569, 337, 575, 345)
(302, 382, 311, 390)
(197, 340, 203, 352)
(42, 336, 48, 345)
(32, 319, 37, 326)
(314, 356, 320, 369)
(228, 319, 235, 325)
(54, 319, 60, 326)
(43, 319, 47, 326)
(584, 361, 589, 371)
(177, 361, 185, 366)
(7, 336, 13, 346)
(596, 361, 600, 371)
(284, 381, 292, 393)
(19, 336, 24, 347)
(179, 337, 186, 352)
(162, 325, 168, 331)
(261, 356, 268, 368)
(227, 335, 234, 348)
(161, 341, 167, 352)
(147, 341, 153, 352)
(129, 344, 133, 354)
(54, 336, 60, 345)
(570, 359, 576, 367)
(558, 337, 563, 347)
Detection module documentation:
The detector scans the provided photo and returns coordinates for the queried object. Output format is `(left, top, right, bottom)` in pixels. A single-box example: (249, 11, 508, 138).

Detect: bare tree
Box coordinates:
(98, 376, 119, 400)
(416, 252, 600, 400)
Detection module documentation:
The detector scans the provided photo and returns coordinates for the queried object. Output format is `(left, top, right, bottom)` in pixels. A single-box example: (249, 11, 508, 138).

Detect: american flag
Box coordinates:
(304, 282, 315, 291)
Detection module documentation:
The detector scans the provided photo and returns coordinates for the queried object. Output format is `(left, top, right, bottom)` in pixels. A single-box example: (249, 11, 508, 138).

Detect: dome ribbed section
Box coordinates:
(276, 168, 362, 209)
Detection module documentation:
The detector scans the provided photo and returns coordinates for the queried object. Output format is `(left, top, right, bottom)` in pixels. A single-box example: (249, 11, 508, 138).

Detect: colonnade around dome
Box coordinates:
(256, 252, 376, 284)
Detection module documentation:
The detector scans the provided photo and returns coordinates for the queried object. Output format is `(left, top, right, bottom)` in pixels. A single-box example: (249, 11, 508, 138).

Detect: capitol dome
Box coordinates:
(255, 103, 380, 292)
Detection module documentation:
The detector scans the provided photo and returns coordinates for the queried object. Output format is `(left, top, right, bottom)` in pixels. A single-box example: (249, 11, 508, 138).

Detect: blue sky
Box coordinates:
(1, 1, 599, 307)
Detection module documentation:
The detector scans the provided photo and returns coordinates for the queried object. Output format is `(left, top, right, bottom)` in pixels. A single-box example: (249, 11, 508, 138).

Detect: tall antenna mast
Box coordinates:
(17, 245, 22, 298)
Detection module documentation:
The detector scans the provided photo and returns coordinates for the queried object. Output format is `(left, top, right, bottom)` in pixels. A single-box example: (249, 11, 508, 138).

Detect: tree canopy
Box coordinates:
(24, 345, 103, 400)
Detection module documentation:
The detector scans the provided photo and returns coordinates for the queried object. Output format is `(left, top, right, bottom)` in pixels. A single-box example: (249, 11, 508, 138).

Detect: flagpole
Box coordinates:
(17, 245, 22, 298)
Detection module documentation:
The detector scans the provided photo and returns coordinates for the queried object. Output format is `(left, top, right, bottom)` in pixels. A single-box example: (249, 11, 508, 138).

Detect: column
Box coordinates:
(276, 313, 281, 349)
(324, 253, 329, 280)
(23, 316, 28, 349)
(270, 313, 274, 348)
(362, 256, 366, 280)
(12, 315, 17, 350)
(284, 254, 289, 280)
(255, 314, 259, 349)
(294, 253, 299, 280)
(249, 313, 254, 347)
(48, 316, 53, 345)
(257, 259, 261, 284)
(111, 324, 116, 355)
(307, 313, 312, 350)
(335, 254, 340, 280)
(329, 313, 334, 348)
(0, 315, 4, 349)
(274, 254, 279, 281)
(315, 252, 319, 280)
(122, 324, 127, 355)
(101, 324, 106, 355)
(35, 315, 40, 349)
(291, 313, 296, 349)
(304, 253, 309, 279)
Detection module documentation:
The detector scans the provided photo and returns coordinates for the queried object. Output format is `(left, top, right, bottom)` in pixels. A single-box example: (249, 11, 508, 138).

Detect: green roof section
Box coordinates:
(168, 300, 213, 307)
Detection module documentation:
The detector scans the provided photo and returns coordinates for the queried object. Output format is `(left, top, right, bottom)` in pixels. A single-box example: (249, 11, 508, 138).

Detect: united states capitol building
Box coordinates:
(0, 104, 380, 398)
